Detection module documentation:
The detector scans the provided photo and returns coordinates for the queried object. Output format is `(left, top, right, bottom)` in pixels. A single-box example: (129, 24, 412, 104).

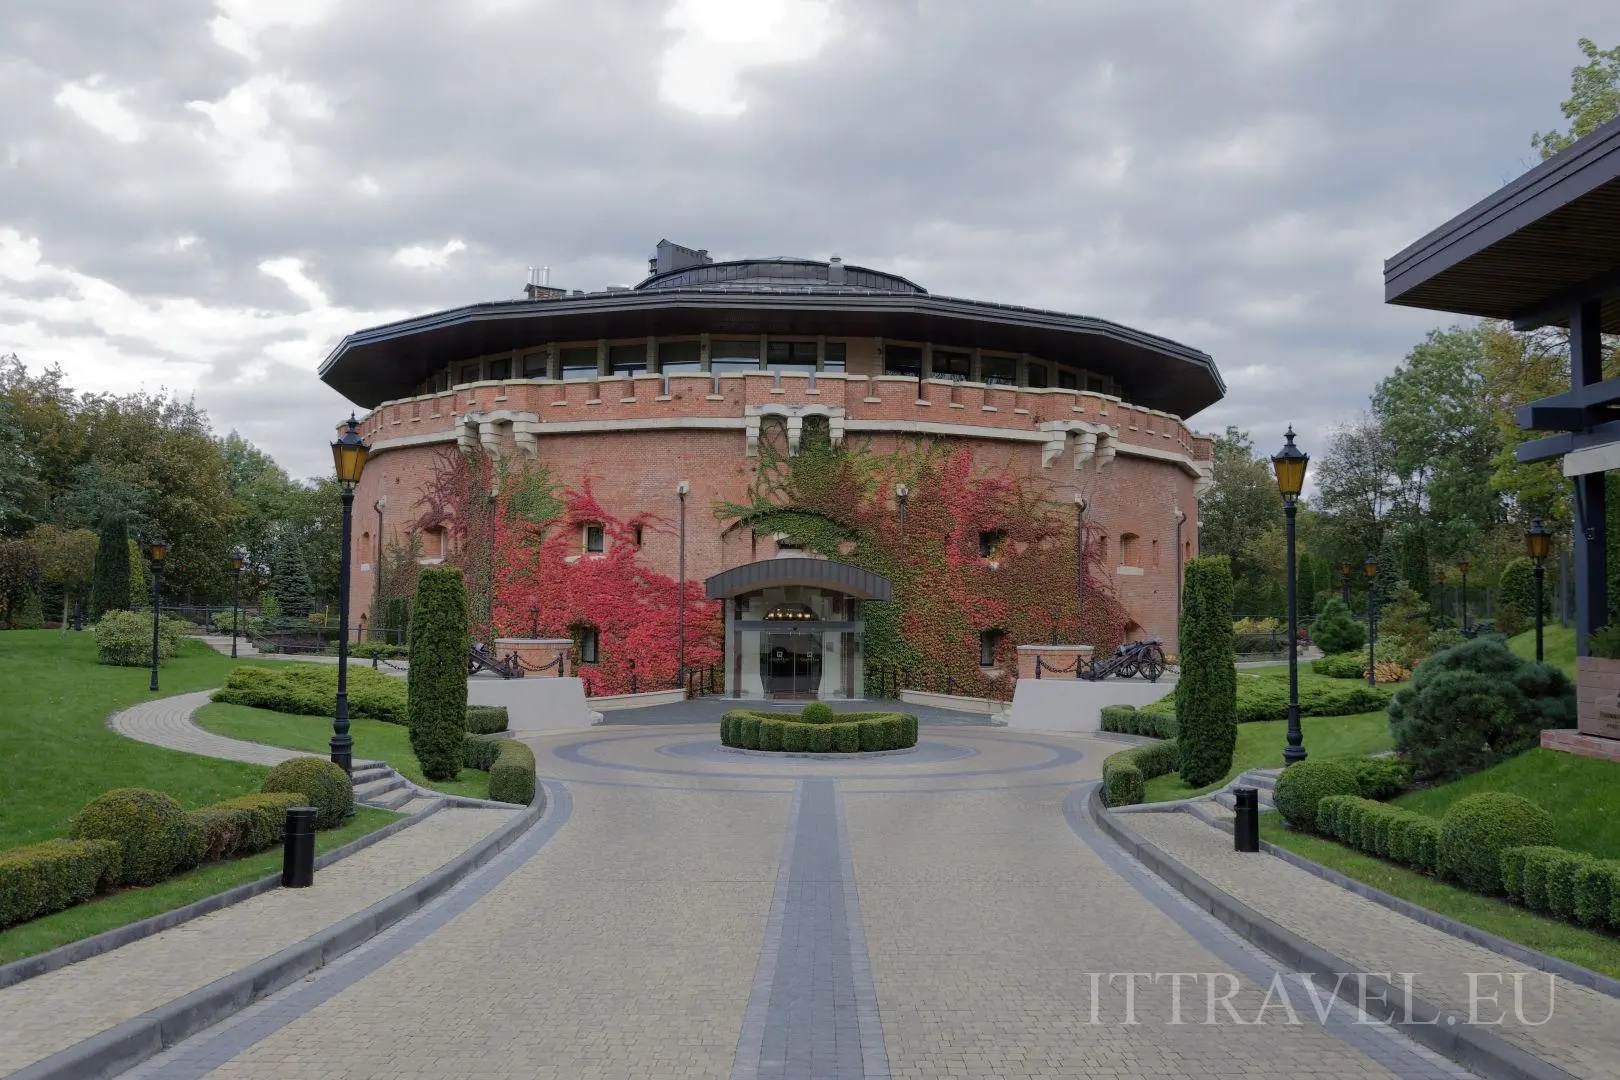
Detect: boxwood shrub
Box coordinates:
(1140, 675, 1392, 726)
(1438, 792, 1555, 894)
(70, 788, 199, 886)
(464, 733, 504, 771)
(0, 838, 123, 930)
(261, 757, 354, 829)
(1318, 794, 1440, 873)
(1273, 761, 1358, 834)
(489, 740, 536, 805)
(206, 792, 304, 853)
(464, 706, 509, 735)
(1101, 739, 1179, 807)
(212, 663, 408, 725)
(719, 709, 917, 752)
(1348, 758, 1412, 801)
(1100, 703, 1177, 739)
(1574, 860, 1620, 928)
(94, 609, 184, 667)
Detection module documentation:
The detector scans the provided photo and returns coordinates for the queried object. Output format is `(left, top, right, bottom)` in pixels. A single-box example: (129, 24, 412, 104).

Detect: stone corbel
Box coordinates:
(1095, 431, 1118, 471)
(829, 413, 846, 447)
(1193, 459, 1215, 496)
(512, 419, 541, 457)
(478, 420, 499, 456)
(744, 413, 762, 457)
(786, 415, 804, 455)
(1073, 430, 1099, 470)
(457, 414, 479, 453)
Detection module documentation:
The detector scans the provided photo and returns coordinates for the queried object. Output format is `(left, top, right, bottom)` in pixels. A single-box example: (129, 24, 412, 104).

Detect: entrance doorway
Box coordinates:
(763, 631, 822, 697)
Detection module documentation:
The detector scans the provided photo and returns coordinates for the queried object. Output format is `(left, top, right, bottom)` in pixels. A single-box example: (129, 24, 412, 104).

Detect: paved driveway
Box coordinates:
(128, 725, 1473, 1080)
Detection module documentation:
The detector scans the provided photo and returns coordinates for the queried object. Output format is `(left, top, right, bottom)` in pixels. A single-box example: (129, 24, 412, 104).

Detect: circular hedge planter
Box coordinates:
(720, 708, 919, 753)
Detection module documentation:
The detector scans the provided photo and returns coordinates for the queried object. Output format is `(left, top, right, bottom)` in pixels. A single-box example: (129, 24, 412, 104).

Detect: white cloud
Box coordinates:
(186, 75, 331, 191)
(210, 0, 341, 61)
(53, 78, 143, 143)
(391, 239, 468, 270)
(258, 256, 329, 307)
(659, 0, 838, 117)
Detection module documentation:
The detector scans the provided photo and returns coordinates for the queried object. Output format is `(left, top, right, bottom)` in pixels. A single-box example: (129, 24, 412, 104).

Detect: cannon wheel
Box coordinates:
(1139, 643, 1166, 683)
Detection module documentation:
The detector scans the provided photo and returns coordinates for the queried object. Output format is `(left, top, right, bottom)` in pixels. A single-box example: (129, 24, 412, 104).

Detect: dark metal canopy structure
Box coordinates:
(1383, 113, 1620, 654)
(318, 256, 1224, 417)
(704, 558, 893, 602)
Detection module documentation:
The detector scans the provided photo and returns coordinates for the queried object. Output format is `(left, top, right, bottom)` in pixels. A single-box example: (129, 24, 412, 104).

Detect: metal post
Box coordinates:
(281, 807, 316, 888)
(331, 486, 355, 775)
(148, 561, 162, 692)
(677, 481, 689, 682)
(1367, 553, 1377, 689)
(231, 566, 240, 659)
(1534, 559, 1546, 664)
(1233, 788, 1260, 852)
(1283, 498, 1305, 764)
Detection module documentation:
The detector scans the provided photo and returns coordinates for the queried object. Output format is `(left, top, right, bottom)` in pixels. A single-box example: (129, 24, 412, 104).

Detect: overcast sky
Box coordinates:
(1, 0, 1609, 481)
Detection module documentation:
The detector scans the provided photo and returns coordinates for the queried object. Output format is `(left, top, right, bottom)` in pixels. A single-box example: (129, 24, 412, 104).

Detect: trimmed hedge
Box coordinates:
(407, 567, 471, 782)
(212, 663, 408, 725)
(464, 705, 509, 735)
(1311, 652, 1368, 679)
(0, 839, 122, 930)
(261, 757, 354, 829)
(1101, 739, 1180, 807)
(186, 792, 305, 863)
(1316, 794, 1440, 873)
(1273, 760, 1358, 834)
(464, 733, 504, 771)
(70, 788, 198, 886)
(489, 740, 536, 805)
(1141, 675, 1392, 726)
(1437, 792, 1555, 894)
(1348, 758, 1412, 801)
(1100, 703, 1177, 739)
(1574, 860, 1620, 928)
(719, 709, 917, 752)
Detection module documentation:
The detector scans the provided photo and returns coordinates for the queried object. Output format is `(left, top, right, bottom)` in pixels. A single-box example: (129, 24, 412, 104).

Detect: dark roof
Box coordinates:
(636, 257, 926, 295)
(319, 284, 1224, 417)
(1384, 113, 1620, 332)
(704, 558, 893, 601)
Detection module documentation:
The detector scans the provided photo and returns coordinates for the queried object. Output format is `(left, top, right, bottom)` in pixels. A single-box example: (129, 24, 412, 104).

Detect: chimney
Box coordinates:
(524, 265, 565, 300)
(828, 254, 846, 285)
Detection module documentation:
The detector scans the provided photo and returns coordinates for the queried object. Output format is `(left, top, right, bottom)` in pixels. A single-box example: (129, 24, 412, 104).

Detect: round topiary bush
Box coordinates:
(261, 757, 353, 829)
(70, 788, 195, 885)
(1438, 792, 1555, 894)
(800, 702, 835, 725)
(1272, 760, 1359, 833)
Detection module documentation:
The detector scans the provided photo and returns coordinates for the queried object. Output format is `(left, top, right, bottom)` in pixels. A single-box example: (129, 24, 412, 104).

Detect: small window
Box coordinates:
(659, 340, 702, 373)
(585, 525, 605, 553)
(1151, 538, 1160, 567)
(981, 354, 1017, 385)
(710, 339, 760, 375)
(767, 340, 817, 374)
(458, 362, 481, 385)
(433, 369, 450, 393)
(488, 358, 511, 381)
(979, 629, 1002, 667)
(1086, 374, 1109, 394)
(1119, 533, 1139, 568)
(521, 352, 549, 378)
(978, 530, 1005, 558)
(633, 524, 643, 547)
(609, 344, 646, 378)
(578, 626, 600, 665)
(1057, 368, 1078, 390)
(885, 345, 922, 378)
(1026, 362, 1049, 388)
(822, 342, 847, 373)
(933, 350, 971, 381)
(560, 347, 598, 381)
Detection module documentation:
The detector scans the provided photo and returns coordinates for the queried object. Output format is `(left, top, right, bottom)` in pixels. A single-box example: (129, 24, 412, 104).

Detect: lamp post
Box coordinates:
(1271, 426, 1309, 765)
(330, 415, 371, 776)
(677, 481, 689, 682)
(230, 547, 245, 659)
(1339, 561, 1351, 605)
(1365, 552, 1378, 688)
(1458, 559, 1470, 635)
(1075, 494, 1088, 633)
(895, 483, 908, 541)
(146, 537, 169, 692)
(528, 605, 539, 639)
(1527, 519, 1551, 663)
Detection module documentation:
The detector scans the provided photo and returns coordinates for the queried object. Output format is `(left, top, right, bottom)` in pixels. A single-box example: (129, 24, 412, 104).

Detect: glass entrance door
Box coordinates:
(762, 631, 822, 697)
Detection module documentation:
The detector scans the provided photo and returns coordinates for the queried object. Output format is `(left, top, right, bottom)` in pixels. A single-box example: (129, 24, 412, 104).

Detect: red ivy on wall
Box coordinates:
(415, 449, 721, 695)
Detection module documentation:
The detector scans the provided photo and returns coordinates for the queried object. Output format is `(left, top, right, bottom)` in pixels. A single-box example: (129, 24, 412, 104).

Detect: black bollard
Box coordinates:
(1233, 787, 1260, 853)
(282, 807, 318, 887)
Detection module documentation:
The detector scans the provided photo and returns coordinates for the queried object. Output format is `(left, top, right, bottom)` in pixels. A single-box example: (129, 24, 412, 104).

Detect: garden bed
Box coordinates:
(719, 705, 919, 753)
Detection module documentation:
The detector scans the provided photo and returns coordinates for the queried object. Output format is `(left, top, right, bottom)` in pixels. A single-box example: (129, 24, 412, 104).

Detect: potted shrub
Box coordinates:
(1578, 625, 1620, 740)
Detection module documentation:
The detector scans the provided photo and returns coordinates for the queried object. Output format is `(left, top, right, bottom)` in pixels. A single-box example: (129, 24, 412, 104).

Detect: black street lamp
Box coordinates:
(895, 483, 908, 541)
(1271, 426, 1309, 765)
(1339, 561, 1351, 606)
(1527, 518, 1552, 663)
(1458, 559, 1471, 635)
(1365, 552, 1378, 688)
(230, 547, 246, 659)
(330, 415, 371, 775)
(146, 537, 169, 692)
(528, 605, 539, 639)
(677, 481, 689, 682)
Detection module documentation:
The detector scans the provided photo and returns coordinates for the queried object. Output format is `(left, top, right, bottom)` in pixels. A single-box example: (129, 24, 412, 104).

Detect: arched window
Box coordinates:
(1119, 533, 1140, 568)
(801, 414, 831, 450)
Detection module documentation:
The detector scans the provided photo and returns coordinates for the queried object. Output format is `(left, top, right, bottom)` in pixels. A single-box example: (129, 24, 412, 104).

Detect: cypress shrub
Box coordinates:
(1310, 598, 1365, 655)
(1438, 792, 1555, 893)
(261, 757, 353, 829)
(70, 788, 196, 886)
(89, 513, 131, 620)
(1175, 556, 1236, 787)
(407, 567, 471, 781)
(489, 740, 536, 805)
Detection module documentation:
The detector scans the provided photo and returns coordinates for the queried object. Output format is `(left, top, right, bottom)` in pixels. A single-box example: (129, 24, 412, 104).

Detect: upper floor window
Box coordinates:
(609, 344, 646, 378)
(487, 358, 511, 381)
(458, 362, 481, 385)
(1026, 362, 1049, 388)
(933, 350, 971, 381)
(633, 524, 644, 547)
(822, 342, 847, 373)
(660, 340, 702, 374)
(767, 340, 817, 374)
(584, 525, 605, 553)
(1057, 368, 1078, 390)
(885, 345, 922, 378)
(711, 339, 760, 376)
(978, 529, 1005, 558)
(561, 347, 598, 381)
(521, 352, 549, 379)
(981, 354, 1017, 386)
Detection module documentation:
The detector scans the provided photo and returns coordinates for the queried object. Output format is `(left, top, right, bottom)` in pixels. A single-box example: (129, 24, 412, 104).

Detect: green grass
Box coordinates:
(1505, 622, 1577, 678)
(0, 807, 396, 964)
(194, 702, 491, 800)
(1142, 710, 1393, 802)
(1394, 748, 1620, 860)
(1260, 813, 1620, 980)
(0, 630, 285, 848)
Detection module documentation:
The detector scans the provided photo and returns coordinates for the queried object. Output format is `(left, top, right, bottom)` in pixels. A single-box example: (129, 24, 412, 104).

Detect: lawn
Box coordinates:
(194, 702, 491, 800)
(0, 806, 395, 964)
(1504, 622, 1577, 678)
(0, 630, 283, 848)
(1142, 709, 1394, 801)
(1394, 748, 1620, 861)
(1260, 813, 1620, 980)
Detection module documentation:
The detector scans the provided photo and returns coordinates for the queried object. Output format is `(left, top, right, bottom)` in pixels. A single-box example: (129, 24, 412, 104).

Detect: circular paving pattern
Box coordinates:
(661, 737, 976, 765)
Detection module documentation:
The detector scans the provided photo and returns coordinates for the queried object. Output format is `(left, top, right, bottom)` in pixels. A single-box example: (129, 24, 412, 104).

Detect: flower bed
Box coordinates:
(719, 705, 918, 753)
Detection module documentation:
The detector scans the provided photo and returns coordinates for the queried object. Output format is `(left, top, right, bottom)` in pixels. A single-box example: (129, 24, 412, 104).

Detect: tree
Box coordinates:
(1532, 38, 1620, 159)
(1397, 526, 1432, 609)
(29, 524, 97, 628)
(1175, 556, 1237, 787)
(268, 532, 315, 625)
(407, 567, 470, 781)
(1311, 598, 1365, 655)
(0, 398, 41, 536)
(89, 513, 130, 619)
(1314, 415, 1396, 554)
(0, 539, 41, 627)
(1197, 427, 1284, 616)
(51, 462, 150, 534)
